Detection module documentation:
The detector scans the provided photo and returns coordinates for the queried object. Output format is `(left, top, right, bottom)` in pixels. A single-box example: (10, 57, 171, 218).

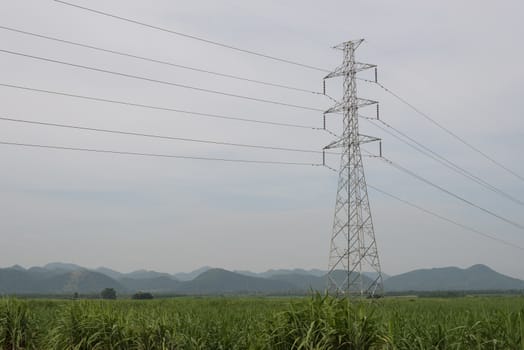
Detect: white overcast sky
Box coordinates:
(0, 0, 523, 278)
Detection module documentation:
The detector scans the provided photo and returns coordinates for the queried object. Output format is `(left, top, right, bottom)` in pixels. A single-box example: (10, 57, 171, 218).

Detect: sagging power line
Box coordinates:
(324, 162, 523, 251)
(4, 26, 520, 223)
(0, 83, 319, 130)
(378, 156, 524, 231)
(0, 140, 323, 166)
(367, 183, 524, 251)
(53, 0, 330, 73)
(0, 25, 321, 95)
(360, 78, 524, 184)
(0, 116, 329, 155)
(52, 0, 523, 184)
(361, 116, 524, 207)
(0, 49, 324, 112)
(2, 4, 521, 275)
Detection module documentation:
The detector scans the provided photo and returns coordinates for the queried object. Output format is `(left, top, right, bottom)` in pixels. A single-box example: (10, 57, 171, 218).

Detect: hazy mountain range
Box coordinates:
(0, 263, 522, 295)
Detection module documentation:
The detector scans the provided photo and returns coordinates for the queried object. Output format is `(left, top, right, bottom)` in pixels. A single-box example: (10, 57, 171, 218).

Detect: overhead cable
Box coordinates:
(323, 164, 524, 251)
(0, 83, 319, 130)
(362, 117, 524, 207)
(46, 3, 524, 181)
(0, 49, 324, 112)
(0, 140, 322, 166)
(53, 0, 330, 73)
(0, 25, 320, 95)
(380, 156, 524, 231)
(0, 116, 327, 154)
(367, 183, 524, 251)
(362, 77, 524, 183)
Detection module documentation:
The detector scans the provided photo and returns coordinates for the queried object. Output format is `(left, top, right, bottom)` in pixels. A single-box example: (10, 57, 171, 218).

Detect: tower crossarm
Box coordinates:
(323, 134, 380, 150)
(324, 62, 377, 80)
(324, 98, 378, 114)
(358, 134, 381, 145)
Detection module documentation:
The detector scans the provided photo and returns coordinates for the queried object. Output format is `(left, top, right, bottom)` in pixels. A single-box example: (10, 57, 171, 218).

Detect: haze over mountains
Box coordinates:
(0, 263, 522, 295)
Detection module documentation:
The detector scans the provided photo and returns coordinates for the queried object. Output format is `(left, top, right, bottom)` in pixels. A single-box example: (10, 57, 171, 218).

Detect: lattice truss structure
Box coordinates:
(323, 39, 383, 297)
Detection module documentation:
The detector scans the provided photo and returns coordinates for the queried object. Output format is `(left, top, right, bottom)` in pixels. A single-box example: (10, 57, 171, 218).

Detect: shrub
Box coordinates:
(100, 288, 117, 300)
(132, 292, 154, 300)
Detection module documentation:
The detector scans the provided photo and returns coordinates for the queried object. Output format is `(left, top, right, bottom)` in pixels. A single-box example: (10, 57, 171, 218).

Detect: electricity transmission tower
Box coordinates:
(323, 39, 383, 297)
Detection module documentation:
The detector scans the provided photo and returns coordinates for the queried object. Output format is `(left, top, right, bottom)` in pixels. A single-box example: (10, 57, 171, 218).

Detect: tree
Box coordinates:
(100, 288, 117, 300)
(132, 291, 154, 300)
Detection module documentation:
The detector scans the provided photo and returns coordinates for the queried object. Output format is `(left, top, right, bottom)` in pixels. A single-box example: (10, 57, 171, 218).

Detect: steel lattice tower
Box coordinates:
(323, 39, 383, 297)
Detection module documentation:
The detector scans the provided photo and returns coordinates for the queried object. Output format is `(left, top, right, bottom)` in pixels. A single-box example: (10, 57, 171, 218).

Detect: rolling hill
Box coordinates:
(0, 266, 124, 294)
(172, 266, 213, 281)
(384, 264, 524, 292)
(175, 268, 297, 294)
(119, 276, 180, 293)
(1, 263, 522, 295)
(43, 270, 124, 294)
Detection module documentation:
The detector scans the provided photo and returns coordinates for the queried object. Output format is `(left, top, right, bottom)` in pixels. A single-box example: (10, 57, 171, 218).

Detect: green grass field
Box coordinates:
(1, 295, 523, 349)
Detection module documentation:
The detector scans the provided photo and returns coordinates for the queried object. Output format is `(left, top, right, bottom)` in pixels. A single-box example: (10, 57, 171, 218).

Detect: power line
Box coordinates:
(0, 83, 319, 130)
(13, 37, 511, 182)
(53, 0, 330, 73)
(323, 163, 524, 251)
(5, 129, 517, 251)
(380, 156, 524, 231)
(44, 2, 524, 182)
(368, 79, 524, 183)
(0, 49, 324, 112)
(367, 183, 524, 251)
(0, 25, 320, 95)
(0, 140, 322, 166)
(5, 10, 519, 245)
(362, 116, 524, 207)
(0, 116, 326, 155)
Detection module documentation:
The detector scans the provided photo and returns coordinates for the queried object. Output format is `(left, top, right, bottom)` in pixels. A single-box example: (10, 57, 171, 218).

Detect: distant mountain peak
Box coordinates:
(194, 268, 230, 280)
(172, 266, 214, 281)
(467, 264, 493, 272)
(44, 262, 85, 271)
